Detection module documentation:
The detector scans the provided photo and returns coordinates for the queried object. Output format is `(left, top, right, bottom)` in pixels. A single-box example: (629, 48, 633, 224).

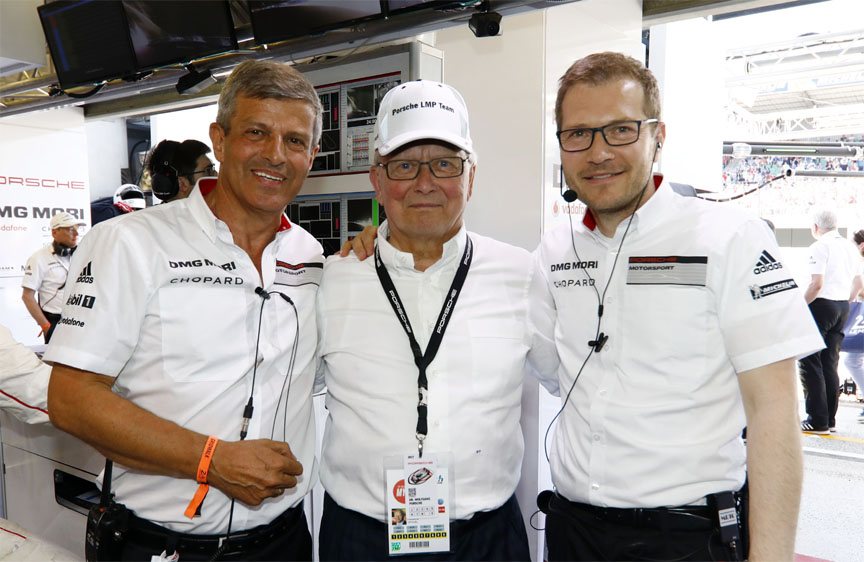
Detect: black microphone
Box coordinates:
(562, 188, 578, 203)
(537, 490, 554, 514)
(255, 287, 271, 300)
(588, 333, 608, 352)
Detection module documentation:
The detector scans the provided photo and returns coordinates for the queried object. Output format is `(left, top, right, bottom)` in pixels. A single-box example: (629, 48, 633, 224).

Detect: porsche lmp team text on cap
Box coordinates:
(374, 80, 473, 156)
(50, 212, 86, 230)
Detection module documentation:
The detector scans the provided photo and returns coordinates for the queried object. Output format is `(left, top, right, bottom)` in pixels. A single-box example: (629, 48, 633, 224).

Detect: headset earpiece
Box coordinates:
(151, 159, 180, 201)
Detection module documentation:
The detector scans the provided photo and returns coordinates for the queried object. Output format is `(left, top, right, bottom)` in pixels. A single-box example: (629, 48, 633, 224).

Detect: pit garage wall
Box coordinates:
(0, 108, 92, 346)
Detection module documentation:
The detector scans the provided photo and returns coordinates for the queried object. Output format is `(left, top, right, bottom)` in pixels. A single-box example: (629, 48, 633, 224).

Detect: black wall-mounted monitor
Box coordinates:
(38, 0, 137, 90)
(39, 0, 237, 91)
(123, 1, 237, 72)
(249, 0, 385, 46)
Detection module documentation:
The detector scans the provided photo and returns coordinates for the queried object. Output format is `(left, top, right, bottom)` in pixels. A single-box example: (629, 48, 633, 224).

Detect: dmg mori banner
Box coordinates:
(0, 109, 91, 346)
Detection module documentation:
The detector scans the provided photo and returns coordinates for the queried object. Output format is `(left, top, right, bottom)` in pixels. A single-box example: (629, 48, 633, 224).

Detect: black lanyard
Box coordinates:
(374, 235, 473, 457)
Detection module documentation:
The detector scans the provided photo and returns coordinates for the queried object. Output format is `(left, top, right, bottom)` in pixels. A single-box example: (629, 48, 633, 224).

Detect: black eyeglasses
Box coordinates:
(557, 119, 659, 152)
(189, 164, 216, 177)
(377, 157, 468, 180)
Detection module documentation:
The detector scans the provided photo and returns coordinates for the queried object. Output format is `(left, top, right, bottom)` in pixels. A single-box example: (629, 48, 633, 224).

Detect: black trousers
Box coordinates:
(42, 310, 60, 343)
(319, 492, 530, 561)
(799, 298, 850, 429)
(545, 494, 731, 562)
(118, 504, 312, 561)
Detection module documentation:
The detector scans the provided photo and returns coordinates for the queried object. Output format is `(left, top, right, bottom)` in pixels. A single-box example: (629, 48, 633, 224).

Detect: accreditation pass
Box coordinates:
(385, 454, 450, 556)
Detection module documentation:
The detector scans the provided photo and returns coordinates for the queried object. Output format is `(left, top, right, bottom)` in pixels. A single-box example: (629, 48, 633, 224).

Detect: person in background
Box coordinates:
(21, 211, 86, 343)
(533, 51, 823, 562)
(45, 59, 323, 561)
(90, 183, 147, 225)
(800, 209, 860, 433)
(842, 228, 864, 423)
(147, 139, 215, 203)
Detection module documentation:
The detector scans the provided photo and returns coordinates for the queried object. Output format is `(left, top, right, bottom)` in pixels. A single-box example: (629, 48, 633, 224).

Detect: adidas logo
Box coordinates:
(753, 251, 783, 274)
(76, 261, 94, 284)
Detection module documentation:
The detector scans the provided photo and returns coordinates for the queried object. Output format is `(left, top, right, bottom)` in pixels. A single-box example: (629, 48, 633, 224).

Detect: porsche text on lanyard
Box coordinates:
(374, 236, 473, 457)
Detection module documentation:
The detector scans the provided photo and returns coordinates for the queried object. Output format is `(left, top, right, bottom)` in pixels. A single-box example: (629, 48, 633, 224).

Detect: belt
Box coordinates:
(549, 493, 714, 528)
(125, 502, 304, 556)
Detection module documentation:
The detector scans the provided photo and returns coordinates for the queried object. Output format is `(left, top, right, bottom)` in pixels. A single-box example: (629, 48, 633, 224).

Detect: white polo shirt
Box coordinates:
(807, 230, 860, 301)
(533, 177, 823, 509)
(0, 323, 50, 425)
(44, 179, 323, 534)
(21, 244, 71, 314)
(316, 222, 558, 522)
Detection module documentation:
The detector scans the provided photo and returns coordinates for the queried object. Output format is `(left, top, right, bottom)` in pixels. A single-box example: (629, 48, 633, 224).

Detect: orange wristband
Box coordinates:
(184, 436, 219, 519)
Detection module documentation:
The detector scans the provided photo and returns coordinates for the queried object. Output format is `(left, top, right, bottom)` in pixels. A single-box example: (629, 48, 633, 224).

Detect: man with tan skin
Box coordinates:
(45, 60, 323, 561)
(21, 211, 85, 343)
(533, 52, 823, 561)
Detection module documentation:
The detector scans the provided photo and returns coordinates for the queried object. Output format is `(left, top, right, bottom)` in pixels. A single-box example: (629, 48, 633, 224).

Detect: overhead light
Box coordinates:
(731, 142, 751, 158)
(176, 67, 216, 95)
(764, 147, 817, 153)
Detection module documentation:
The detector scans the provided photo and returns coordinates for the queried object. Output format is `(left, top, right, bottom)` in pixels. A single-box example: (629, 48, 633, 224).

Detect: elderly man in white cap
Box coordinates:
(21, 211, 87, 343)
(315, 80, 557, 561)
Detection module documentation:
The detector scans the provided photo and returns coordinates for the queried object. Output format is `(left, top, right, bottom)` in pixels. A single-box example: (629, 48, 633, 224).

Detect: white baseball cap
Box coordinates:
(50, 212, 86, 230)
(374, 80, 472, 157)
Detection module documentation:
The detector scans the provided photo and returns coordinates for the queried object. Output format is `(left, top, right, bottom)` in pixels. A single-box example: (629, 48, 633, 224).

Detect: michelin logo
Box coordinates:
(750, 279, 798, 300)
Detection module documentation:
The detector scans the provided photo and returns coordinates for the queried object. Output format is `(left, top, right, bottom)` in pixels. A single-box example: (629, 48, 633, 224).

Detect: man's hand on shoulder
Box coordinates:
(338, 225, 379, 260)
(207, 439, 303, 506)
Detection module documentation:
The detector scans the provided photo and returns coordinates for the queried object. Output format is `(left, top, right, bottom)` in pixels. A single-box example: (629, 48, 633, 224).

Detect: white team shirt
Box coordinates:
(316, 222, 558, 521)
(44, 179, 323, 534)
(0, 323, 50, 424)
(21, 244, 71, 314)
(533, 177, 823, 509)
(807, 230, 860, 301)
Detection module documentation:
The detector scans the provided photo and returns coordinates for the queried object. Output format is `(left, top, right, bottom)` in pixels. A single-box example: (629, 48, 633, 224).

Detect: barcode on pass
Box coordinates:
(409, 541, 429, 548)
(408, 488, 417, 498)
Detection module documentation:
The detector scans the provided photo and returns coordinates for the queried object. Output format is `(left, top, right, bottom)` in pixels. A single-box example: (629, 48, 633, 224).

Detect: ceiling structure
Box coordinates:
(0, 0, 838, 122)
(725, 29, 864, 140)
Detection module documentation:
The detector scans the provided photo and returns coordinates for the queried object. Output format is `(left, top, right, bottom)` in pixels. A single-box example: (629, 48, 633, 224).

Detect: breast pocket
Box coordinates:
(158, 285, 249, 382)
(465, 317, 527, 396)
(620, 284, 715, 391)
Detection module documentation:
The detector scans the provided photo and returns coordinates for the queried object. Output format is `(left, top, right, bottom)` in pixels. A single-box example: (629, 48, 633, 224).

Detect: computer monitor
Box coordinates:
(38, 0, 136, 90)
(123, 1, 237, 72)
(249, 0, 384, 46)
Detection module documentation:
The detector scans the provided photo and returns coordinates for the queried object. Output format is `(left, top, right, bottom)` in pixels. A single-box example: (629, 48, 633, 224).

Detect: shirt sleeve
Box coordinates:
(20, 250, 44, 292)
(808, 239, 828, 275)
(526, 245, 561, 396)
(313, 266, 328, 394)
(43, 221, 153, 377)
(717, 218, 824, 373)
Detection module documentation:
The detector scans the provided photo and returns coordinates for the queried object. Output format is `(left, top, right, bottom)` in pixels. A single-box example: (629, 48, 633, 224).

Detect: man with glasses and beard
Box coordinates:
(533, 52, 823, 562)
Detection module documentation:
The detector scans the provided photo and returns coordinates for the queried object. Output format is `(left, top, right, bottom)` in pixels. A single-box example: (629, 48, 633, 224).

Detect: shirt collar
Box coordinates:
(376, 220, 467, 272)
(187, 177, 292, 243)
